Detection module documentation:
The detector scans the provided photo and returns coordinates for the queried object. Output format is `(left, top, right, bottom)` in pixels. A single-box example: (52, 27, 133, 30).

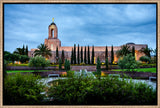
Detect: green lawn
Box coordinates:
(111, 68, 156, 73)
(6, 70, 52, 73)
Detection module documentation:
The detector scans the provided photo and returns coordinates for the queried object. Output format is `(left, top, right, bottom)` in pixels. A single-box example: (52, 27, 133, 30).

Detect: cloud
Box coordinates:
(4, 4, 156, 53)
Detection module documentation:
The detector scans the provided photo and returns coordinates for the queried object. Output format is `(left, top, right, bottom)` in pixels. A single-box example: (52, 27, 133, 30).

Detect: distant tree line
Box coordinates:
(4, 45, 29, 64)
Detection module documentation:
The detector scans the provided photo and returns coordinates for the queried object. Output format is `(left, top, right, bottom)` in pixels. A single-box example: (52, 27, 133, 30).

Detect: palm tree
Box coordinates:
(116, 45, 131, 57)
(139, 47, 153, 58)
(34, 44, 52, 58)
(13, 48, 24, 55)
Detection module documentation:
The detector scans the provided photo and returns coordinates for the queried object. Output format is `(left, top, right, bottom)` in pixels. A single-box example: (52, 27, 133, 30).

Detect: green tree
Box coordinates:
(139, 56, 151, 63)
(4, 51, 12, 62)
(91, 45, 94, 64)
(10, 54, 20, 64)
(116, 45, 131, 57)
(64, 59, 70, 71)
(105, 58, 109, 70)
(132, 46, 135, 57)
(139, 46, 152, 58)
(19, 55, 29, 63)
(84, 46, 87, 64)
(56, 46, 59, 63)
(22, 44, 25, 55)
(152, 48, 157, 63)
(153, 48, 157, 57)
(81, 46, 83, 63)
(26, 45, 28, 56)
(118, 54, 139, 72)
(13, 45, 27, 55)
(96, 57, 101, 80)
(88, 46, 90, 64)
(77, 44, 80, 64)
(34, 43, 52, 58)
(59, 58, 62, 70)
(29, 55, 50, 69)
(74, 44, 76, 64)
(71, 48, 73, 64)
(61, 50, 65, 64)
(4, 60, 7, 78)
(111, 45, 114, 64)
(13, 48, 23, 55)
(105, 46, 108, 59)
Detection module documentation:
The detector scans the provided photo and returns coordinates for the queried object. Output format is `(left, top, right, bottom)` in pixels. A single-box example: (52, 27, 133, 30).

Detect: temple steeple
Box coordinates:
(48, 18, 58, 39)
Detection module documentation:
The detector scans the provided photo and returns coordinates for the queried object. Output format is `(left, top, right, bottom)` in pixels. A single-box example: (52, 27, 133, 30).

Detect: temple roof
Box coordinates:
(50, 22, 56, 25)
(126, 42, 135, 45)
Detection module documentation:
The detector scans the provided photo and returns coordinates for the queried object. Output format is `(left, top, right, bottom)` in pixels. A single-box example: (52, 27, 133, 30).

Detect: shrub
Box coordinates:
(29, 55, 50, 69)
(4, 73, 46, 105)
(139, 56, 151, 63)
(80, 62, 85, 65)
(67, 70, 75, 77)
(47, 76, 156, 105)
(118, 54, 139, 72)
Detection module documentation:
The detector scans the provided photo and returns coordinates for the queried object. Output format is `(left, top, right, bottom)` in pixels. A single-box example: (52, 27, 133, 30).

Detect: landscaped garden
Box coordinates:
(3, 44, 157, 105)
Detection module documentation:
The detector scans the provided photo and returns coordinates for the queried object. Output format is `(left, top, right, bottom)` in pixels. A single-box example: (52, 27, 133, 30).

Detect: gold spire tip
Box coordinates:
(52, 18, 54, 22)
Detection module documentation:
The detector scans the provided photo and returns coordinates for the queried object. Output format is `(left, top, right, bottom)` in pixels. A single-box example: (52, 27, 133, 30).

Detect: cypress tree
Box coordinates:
(105, 58, 109, 70)
(132, 46, 135, 57)
(105, 46, 108, 59)
(59, 58, 62, 70)
(91, 45, 94, 64)
(84, 46, 87, 64)
(88, 46, 90, 64)
(74, 44, 76, 64)
(61, 50, 65, 64)
(56, 46, 59, 63)
(77, 44, 80, 64)
(64, 59, 70, 71)
(25, 45, 28, 56)
(81, 46, 83, 63)
(96, 56, 101, 80)
(71, 48, 73, 64)
(111, 45, 114, 64)
(22, 45, 25, 55)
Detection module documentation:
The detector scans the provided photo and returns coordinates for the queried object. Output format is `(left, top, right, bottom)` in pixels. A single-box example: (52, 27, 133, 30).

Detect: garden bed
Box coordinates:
(102, 71, 156, 79)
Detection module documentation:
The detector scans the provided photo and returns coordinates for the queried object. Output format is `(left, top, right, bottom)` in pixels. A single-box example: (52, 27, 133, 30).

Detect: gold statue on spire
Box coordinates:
(52, 18, 54, 22)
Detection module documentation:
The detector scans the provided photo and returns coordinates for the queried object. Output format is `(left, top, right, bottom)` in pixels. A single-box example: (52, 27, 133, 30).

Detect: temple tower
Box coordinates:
(45, 18, 61, 51)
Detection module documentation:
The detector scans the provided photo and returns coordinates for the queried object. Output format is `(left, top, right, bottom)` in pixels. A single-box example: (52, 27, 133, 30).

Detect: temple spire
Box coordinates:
(52, 18, 54, 22)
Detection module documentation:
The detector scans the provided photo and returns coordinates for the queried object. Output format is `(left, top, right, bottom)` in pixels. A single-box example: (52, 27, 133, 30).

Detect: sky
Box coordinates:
(4, 4, 156, 53)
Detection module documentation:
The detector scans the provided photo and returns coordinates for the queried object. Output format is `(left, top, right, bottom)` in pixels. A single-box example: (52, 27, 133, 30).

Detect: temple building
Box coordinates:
(28, 19, 147, 63)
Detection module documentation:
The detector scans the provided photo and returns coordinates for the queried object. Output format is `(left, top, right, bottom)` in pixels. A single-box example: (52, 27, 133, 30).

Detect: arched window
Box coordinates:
(52, 29, 54, 37)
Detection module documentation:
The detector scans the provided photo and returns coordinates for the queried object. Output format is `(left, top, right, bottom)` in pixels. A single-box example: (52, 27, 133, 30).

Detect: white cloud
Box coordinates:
(4, 4, 156, 52)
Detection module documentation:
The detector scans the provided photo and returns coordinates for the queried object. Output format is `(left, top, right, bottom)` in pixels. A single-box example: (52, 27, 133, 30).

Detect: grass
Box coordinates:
(111, 68, 156, 73)
(7, 70, 52, 73)
(7, 64, 29, 66)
